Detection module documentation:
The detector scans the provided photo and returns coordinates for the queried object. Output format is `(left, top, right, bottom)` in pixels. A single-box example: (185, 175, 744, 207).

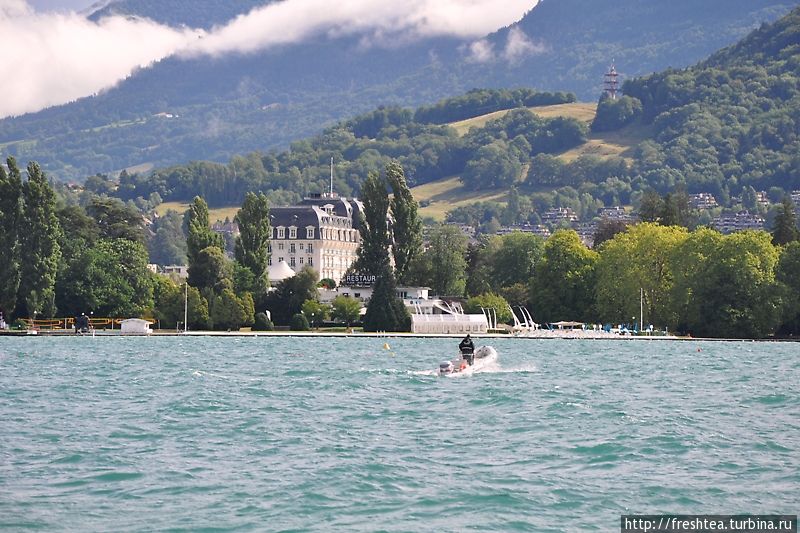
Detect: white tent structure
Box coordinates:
(268, 260, 296, 285)
(411, 313, 488, 334)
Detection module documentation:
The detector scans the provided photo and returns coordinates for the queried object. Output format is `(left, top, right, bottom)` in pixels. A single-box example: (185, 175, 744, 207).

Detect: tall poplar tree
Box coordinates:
(0, 158, 23, 318)
(353, 171, 390, 275)
(387, 162, 422, 285)
(17, 162, 62, 318)
(186, 196, 224, 289)
(771, 196, 799, 245)
(234, 192, 271, 295)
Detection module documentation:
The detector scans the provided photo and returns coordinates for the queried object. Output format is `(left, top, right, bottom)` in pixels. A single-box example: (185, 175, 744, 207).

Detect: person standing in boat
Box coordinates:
(459, 334, 475, 365)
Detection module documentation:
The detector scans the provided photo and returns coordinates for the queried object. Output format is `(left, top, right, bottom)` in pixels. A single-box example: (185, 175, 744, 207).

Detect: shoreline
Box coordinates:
(1, 329, 797, 342)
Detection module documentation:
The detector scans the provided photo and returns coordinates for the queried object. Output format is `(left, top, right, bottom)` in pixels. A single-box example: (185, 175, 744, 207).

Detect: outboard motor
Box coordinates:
(439, 361, 454, 375)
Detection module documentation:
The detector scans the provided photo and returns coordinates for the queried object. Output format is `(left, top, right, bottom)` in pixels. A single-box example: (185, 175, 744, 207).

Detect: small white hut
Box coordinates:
(120, 319, 152, 336)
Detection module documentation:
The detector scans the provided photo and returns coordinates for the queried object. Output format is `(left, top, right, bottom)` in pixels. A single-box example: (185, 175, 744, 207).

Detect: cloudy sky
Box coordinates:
(0, 0, 538, 118)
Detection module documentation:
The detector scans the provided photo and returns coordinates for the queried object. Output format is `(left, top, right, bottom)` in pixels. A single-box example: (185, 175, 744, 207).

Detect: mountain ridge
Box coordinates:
(1, 0, 797, 180)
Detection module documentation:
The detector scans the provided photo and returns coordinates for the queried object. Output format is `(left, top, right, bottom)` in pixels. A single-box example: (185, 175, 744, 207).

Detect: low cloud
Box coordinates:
(465, 26, 546, 64)
(0, 0, 201, 118)
(0, 0, 538, 118)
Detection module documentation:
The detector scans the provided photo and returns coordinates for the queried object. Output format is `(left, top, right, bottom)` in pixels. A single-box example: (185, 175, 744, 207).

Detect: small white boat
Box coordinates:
(438, 345, 498, 376)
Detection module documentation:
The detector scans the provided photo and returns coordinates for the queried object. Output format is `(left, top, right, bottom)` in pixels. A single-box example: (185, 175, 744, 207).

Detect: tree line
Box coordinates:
(2, 157, 799, 338)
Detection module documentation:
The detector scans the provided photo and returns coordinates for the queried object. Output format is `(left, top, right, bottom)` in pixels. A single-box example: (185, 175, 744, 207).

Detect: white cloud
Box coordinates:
(0, 1, 202, 117)
(465, 39, 495, 63)
(465, 26, 545, 64)
(0, 0, 538, 118)
(502, 26, 545, 63)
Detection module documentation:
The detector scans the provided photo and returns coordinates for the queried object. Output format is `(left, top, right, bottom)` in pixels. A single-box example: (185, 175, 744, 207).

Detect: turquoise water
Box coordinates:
(0, 337, 798, 531)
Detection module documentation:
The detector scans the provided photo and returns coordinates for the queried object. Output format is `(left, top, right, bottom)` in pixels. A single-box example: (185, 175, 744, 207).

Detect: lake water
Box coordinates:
(1, 336, 798, 531)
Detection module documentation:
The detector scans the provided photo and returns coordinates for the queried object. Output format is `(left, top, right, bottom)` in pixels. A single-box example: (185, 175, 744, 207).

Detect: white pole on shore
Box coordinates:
(184, 282, 188, 334)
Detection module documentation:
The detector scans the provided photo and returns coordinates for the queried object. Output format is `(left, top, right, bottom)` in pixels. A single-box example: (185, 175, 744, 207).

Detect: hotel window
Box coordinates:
(268, 258, 272, 266)
(289, 227, 297, 239)
(306, 227, 314, 239)
(278, 257, 284, 263)
(267, 244, 272, 253)
(308, 257, 313, 266)
(299, 243, 304, 250)
(278, 243, 284, 251)
(290, 243, 296, 254)
(307, 243, 313, 254)
(277, 227, 285, 239)
(299, 257, 304, 264)
(290, 257, 296, 267)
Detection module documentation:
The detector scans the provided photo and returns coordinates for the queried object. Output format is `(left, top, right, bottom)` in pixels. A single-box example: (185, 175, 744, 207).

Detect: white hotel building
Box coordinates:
(268, 193, 364, 284)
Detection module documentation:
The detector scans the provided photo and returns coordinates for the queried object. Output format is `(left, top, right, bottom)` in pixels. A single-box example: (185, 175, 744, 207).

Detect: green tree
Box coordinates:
(771, 196, 799, 245)
(668, 227, 723, 332)
(301, 299, 330, 328)
(490, 231, 545, 290)
(593, 218, 629, 248)
(330, 295, 362, 327)
(264, 267, 319, 325)
(186, 196, 224, 288)
(234, 192, 271, 296)
(252, 312, 274, 331)
(387, 162, 422, 284)
(591, 95, 643, 132)
(465, 239, 501, 297)
(595, 223, 688, 327)
(210, 288, 251, 331)
(463, 293, 512, 325)
(137, 272, 209, 330)
(193, 246, 233, 294)
(59, 238, 154, 318)
(776, 241, 800, 334)
(687, 231, 781, 338)
(353, 171, 390, 275)
(148, 210, 187, 266)
(17, 162, 62, 318)
(530, 230, 599, 323)
(362, 267, 410, 332)
(86, 196, 144, 243)
(290, 313, 310, 331)
(637, 190, 664, 223)
(412, 224, 468, 296)
(0, 157, 23, 318)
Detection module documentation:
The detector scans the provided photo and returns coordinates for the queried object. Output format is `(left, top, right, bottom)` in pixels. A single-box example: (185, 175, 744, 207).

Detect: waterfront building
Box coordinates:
(268, 193, 364, 284)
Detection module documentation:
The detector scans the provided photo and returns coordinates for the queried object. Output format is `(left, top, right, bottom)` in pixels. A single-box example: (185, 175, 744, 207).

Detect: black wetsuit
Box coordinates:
(459, 337, 475, 365)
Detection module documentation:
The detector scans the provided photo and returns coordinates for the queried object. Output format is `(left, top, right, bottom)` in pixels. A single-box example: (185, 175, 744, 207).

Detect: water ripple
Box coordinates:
(0, 336, 797, 531)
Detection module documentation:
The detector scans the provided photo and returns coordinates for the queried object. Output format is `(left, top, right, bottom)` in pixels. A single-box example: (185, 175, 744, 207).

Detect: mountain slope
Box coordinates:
(1, 0, 796, 180)
(88, 0, 271, 28)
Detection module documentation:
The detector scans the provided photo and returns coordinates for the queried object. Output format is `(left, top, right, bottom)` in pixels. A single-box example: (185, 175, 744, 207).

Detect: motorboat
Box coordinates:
(438, 345, 498, 376)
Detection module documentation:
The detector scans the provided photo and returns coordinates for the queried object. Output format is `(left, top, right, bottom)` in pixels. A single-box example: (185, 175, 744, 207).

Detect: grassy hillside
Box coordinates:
(450, 101, 646, 163)
(411, 177, 509, 221)
(155, 202, 240, 224)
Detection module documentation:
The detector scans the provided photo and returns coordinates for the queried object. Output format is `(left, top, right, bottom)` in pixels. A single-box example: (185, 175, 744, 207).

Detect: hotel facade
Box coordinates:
(268, 193, 364, 283)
